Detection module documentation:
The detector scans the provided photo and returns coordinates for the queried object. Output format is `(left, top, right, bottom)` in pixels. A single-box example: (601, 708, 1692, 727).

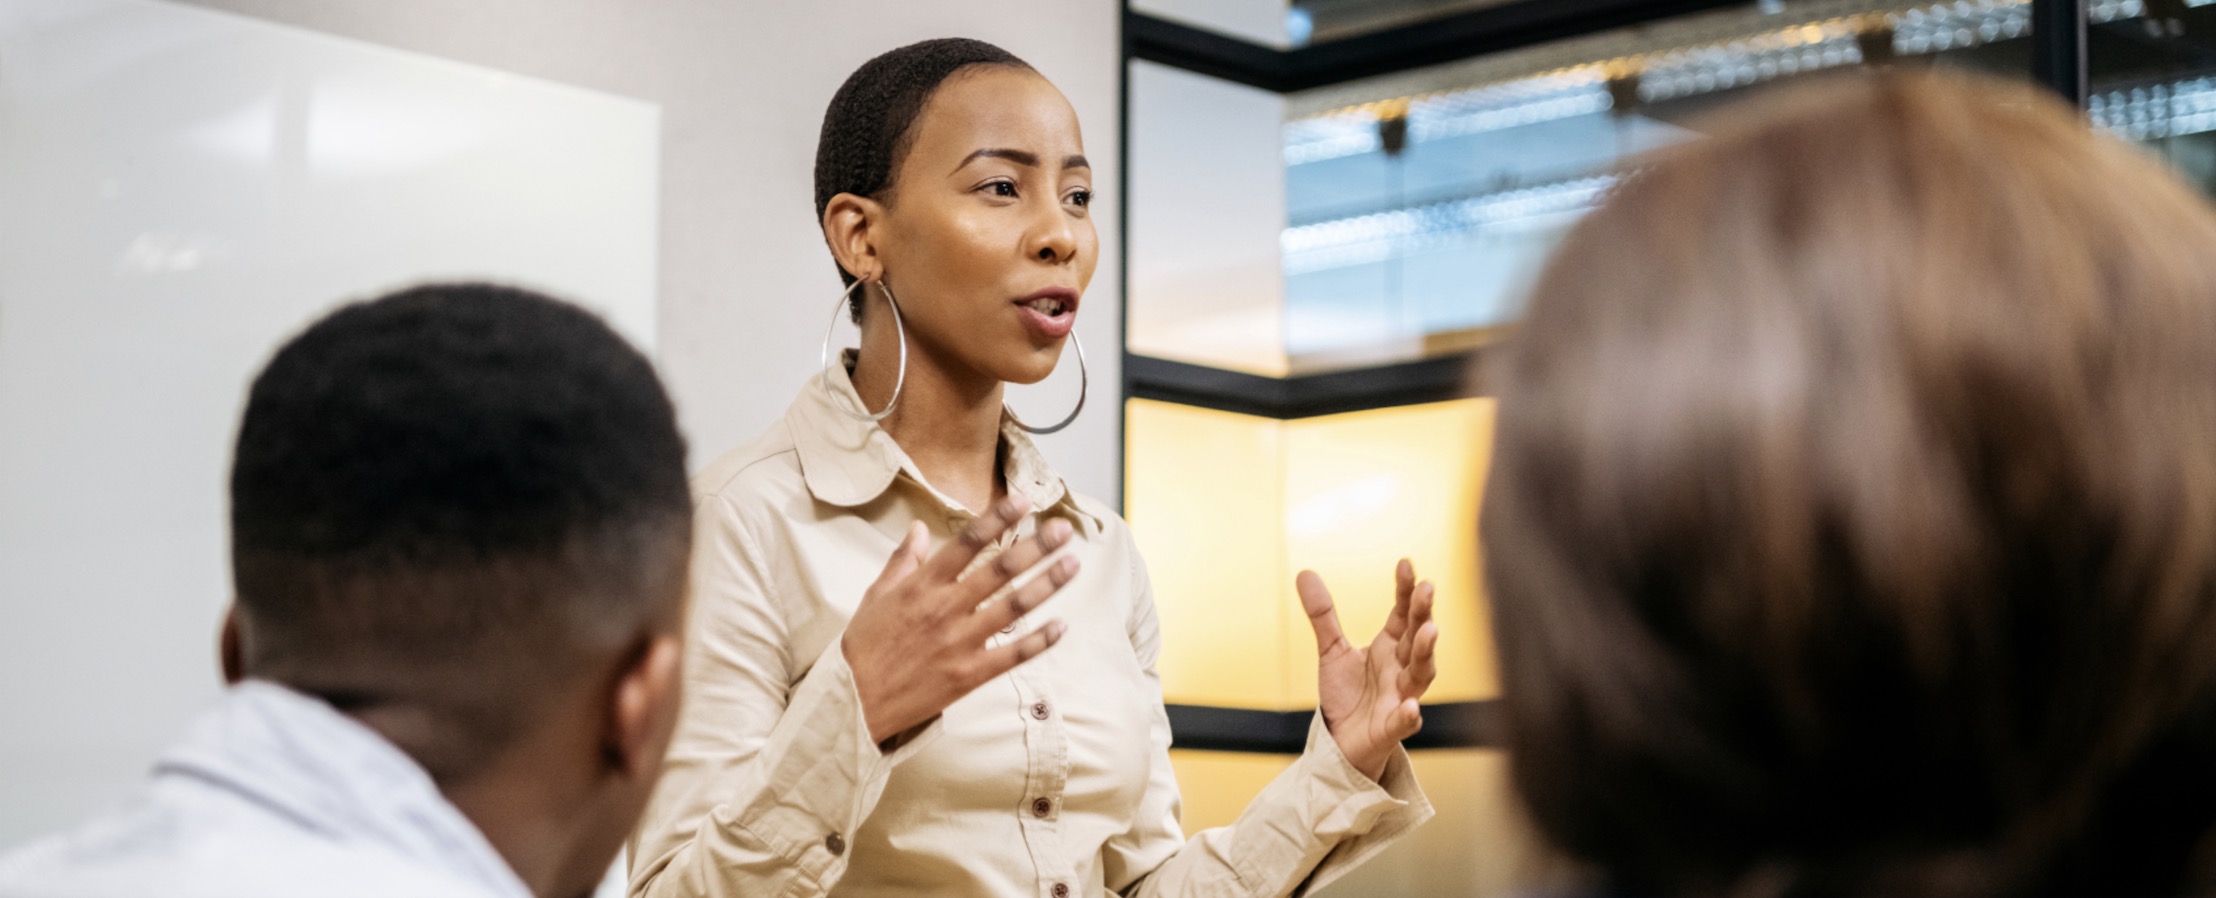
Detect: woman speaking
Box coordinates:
(628, 38, 1440, 898)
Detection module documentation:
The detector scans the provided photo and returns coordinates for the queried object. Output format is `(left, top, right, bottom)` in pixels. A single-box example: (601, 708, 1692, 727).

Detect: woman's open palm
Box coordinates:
(1298, 559, 1441, 782)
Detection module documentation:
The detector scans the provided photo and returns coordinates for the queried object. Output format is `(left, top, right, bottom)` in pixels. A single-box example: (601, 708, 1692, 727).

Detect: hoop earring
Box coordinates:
(1006, 331, 1087, 435)
(820, 278, 906, 423)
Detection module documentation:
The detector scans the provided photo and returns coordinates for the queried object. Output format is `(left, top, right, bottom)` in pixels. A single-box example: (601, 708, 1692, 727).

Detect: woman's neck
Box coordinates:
(849, 310, 1006, 515)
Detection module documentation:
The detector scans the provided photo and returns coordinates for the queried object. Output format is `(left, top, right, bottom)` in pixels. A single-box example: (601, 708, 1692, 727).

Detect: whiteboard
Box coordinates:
(0, 0, 660, 845)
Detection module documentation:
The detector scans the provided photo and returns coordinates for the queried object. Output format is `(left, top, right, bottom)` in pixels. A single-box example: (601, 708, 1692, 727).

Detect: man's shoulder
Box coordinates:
(0, 793, 507, 898)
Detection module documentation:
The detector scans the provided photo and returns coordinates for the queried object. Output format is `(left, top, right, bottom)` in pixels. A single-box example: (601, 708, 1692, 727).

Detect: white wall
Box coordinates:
(167, 0, 1127, 503)
(0, 0, 660, 845)
(1, 0, 1120, 856)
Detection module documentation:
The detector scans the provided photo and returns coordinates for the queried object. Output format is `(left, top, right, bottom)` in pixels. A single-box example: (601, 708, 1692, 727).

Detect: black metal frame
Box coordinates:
(1118, 0, 2098, 755)
(1128, 0, 1753, 93)
(1168, 701, 1501, 753)
(2032, 0, 2090, 105)
(1124, 351, 1482, 420)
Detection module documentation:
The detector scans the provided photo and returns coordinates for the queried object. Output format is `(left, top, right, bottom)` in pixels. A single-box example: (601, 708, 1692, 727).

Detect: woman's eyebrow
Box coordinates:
(953, 148, 1038, 172)
(951, 149, 1092, 173)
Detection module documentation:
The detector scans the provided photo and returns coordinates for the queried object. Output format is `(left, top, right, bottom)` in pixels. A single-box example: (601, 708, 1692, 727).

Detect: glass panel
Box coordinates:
(1132, 0, 1296, 48)
(1311, 750, 1565, 897)
(1128, 59, 1292, 375)
(1167, 749, 1563, 898)
(1125, 397, 1497, 709)
(2086, 0, 2216, 195)
(1280, 0, 2040, 371)
(1278, 398, 1499, 706)
(1167, 750, 1295, 831)
(1125, 399, 1293, 708)
(1294, 0, 1524, 46)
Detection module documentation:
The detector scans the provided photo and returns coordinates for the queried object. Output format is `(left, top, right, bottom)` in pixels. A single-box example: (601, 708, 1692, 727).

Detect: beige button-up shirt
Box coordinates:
(627, 365, 1432, 898)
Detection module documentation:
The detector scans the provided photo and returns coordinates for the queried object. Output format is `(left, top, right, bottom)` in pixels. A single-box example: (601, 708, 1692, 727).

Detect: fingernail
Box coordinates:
(1046, 620, 1067, 641)
(1056, 556, 1079, 577)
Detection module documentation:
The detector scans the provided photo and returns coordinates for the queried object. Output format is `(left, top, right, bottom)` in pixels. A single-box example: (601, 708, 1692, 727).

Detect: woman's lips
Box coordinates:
(1017, 301, 1076, 340)
(1015, 288, 1079, 341)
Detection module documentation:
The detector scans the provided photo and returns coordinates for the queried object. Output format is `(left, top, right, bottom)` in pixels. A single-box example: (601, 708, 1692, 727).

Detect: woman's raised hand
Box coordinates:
(1299, 559, 1441, 782)
(844, 495, 1079, 744)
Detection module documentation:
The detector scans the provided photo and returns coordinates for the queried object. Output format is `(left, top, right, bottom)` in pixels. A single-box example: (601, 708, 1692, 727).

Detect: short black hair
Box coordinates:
(229, 283, 690, 749)
(814, 37, 1032, 318)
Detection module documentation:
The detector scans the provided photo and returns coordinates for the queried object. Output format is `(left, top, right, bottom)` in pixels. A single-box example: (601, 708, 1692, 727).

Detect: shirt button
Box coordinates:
(1031, 796, 1053, 818)
(1051, 883, 1070, 898)
(1030, 701, 1051, 720)
(825, 832, 845, 855)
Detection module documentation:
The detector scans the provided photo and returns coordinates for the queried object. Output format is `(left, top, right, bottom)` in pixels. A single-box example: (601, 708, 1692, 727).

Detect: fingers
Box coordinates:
(1383, 558, 1416, 641)
(1296, 570, 1349, 655)
(1391, 697, 1424, 740)
(970, 550, 1081, 640)
(965, 517, 1075, 603)
(976, 619, 1068, 683)
(1395, 580, 1435, 667)
(1398, 619, 1441, 699)
(921, 494, 1032, 583)
(870, 521, 931, 592)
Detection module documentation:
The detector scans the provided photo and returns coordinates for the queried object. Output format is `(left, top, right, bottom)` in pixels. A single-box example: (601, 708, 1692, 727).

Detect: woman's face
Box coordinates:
(872, 66, 1097, 386)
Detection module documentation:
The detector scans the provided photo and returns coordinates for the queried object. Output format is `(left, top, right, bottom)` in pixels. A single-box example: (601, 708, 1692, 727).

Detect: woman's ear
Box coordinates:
(822, 192, 886, 283)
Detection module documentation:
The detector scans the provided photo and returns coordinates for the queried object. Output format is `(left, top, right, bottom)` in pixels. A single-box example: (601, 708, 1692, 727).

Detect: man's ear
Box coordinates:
(822, 192, 885, 284)
(605, 634, 684, 780)
(220, 606, 245, 685)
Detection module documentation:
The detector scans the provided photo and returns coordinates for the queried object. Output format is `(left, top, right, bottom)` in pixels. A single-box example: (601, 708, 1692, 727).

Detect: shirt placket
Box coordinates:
(1007, 653, 1071, 898)
(957, 508, 1074, 898)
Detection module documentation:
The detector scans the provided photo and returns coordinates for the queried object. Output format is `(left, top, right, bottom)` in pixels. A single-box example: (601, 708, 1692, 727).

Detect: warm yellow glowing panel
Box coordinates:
(1309, 750, 1567, 898)
(1125, 396, 1500, 710)
(1280, 399, 1499, 706)
(1166, 749, 1295, 833)
(1167, 748, 1563, 897)
(1124, 399, 1292, 708)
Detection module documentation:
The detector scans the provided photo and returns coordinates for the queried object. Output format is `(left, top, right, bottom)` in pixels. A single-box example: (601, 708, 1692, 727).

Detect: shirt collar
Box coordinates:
(155, 681, 533, 898)
(788, 354, 1100, 535)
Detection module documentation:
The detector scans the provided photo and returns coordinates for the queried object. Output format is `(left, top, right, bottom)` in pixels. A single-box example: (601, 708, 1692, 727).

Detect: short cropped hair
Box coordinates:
(229, 283, 690, 765)
(814, 37, 1031, 317)
(1484, 71, 2216, 895)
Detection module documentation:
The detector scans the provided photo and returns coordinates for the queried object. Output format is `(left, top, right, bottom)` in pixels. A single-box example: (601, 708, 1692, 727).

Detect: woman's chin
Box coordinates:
(996, 345, 1067, 386)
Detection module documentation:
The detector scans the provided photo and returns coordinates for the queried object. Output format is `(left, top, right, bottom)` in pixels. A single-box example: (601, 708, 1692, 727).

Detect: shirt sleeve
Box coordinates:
(1100, 552, 1435, 898)
(627, 491, 940, 898)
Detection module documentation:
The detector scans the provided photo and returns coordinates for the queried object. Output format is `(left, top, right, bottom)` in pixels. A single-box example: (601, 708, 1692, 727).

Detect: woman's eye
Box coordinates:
(1067, 189, 1092, 208)
(983, 181, 1017, 198)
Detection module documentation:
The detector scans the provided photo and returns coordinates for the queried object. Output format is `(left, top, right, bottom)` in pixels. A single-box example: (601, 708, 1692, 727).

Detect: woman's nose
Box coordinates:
(1027, 200, 1078, 265)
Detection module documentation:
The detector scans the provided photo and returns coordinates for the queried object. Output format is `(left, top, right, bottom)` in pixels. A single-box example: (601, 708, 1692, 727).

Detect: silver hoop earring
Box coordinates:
(819, 279, 907, 423)
(1006, 331, 1087, 435)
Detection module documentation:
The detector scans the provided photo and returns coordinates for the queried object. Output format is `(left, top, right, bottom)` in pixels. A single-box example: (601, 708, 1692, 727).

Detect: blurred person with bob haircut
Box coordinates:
(1483, 70, 2216, 897)
(0, 283, 693, 898)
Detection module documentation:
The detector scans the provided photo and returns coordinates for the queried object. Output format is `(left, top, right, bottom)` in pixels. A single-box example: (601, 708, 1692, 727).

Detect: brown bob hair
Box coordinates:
(1482, 70, 2216, 896)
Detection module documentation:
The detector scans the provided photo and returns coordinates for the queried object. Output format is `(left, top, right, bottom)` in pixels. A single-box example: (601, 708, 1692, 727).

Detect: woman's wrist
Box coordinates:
(1334, 732, 1390, 783)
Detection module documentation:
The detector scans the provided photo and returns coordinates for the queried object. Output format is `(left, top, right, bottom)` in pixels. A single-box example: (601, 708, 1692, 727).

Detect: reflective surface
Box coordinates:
(1167, 748, 1563, 897)
(1128, 0, 2088, 374)
(2087, 0, 2216, 194)
(1124, 397, 1498, 710)
(0, 0, 657, 847)
(1279, 0, 2050, 370)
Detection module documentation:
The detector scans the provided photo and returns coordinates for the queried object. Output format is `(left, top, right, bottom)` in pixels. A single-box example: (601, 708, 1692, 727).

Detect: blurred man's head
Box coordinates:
(1485, 71, 2216, 896)
(225, 282, 690, 898)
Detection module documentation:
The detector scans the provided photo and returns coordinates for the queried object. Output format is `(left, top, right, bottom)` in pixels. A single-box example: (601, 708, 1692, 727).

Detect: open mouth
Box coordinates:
(1015, 289, 1079, 339)
(1022, 296, 1071, 317)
